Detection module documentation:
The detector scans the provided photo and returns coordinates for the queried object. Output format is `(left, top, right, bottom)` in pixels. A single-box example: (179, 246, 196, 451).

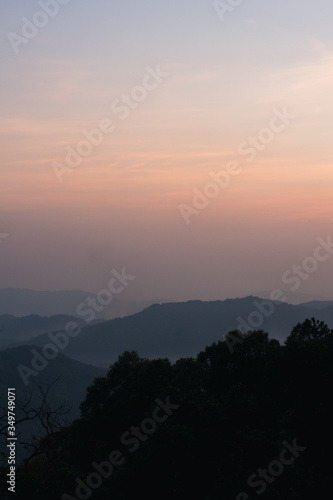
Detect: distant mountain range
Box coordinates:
(2, 295, 333, 463)
(0, 314, 95, 348)
(0, 288, 160, 319)
(0, 346, 106, 461)
(0, 346, 105, 413)
(254, 289, 331, 305)
(7, 296, 333, 368)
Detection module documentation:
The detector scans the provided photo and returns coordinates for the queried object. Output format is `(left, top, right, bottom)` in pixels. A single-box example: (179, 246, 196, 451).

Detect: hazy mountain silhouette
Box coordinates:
(0, 288, 158, 319)
(0, 345, 106, 413)
(299, 300, 333, 310)
(0, 313, 94, 348)
(0, 345, 106, 460)
(254, 289, 328, 304)
(14, 297, 333, 367)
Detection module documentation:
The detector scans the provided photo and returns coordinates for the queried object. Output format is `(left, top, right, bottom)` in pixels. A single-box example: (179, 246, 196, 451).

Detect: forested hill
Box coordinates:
(2, 318, 332, 499)
(14, 297, 333, 366)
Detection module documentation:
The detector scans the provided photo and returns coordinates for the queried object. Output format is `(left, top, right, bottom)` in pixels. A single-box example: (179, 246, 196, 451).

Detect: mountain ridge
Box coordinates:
(10, 296, 333, 367)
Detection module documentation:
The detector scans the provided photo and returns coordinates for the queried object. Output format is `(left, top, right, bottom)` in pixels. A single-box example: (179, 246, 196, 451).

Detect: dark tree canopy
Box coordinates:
(285, 316, 332, 345)
(2, 318, 333, 500)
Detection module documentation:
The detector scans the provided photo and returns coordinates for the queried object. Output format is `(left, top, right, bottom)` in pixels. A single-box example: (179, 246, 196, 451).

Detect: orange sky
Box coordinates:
(1, 1, 332, 301)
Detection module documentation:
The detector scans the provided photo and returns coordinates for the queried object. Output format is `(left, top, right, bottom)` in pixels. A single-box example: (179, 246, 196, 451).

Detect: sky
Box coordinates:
(0, 0, 333, 302)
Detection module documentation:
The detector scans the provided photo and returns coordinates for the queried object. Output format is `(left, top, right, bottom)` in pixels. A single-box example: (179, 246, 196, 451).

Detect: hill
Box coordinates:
(0, 345, 106, 461)
(0, 313, 94, 349)
(0, 345, 106, 415)
(5, 325, 333, 499)
(16, 296, 333, 367)
(0, 288, 157, 320)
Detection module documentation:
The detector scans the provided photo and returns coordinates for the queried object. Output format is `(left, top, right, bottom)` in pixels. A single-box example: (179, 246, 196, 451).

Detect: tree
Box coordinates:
(285, 317, 332, 346)
(0, 379, 72, 471)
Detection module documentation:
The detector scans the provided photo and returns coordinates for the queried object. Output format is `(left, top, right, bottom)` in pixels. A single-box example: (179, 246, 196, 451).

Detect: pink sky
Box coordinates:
(1, 1, 332, 301)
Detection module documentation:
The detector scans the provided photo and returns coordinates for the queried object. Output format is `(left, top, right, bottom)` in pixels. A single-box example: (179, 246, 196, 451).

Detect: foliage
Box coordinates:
(2, 318, 333, 499)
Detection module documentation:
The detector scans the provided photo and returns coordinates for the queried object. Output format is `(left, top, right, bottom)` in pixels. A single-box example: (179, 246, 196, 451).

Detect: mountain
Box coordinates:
(0, 345, 106, 415)
(299, 300, 333, 310)
(254, 289, 329, 305)
(0, 288, 159, 320)
(0, 313, 96, 349)
(0, 345, 106, 461)
(0, 288, 92, 317)
(16, 297, 333, 367)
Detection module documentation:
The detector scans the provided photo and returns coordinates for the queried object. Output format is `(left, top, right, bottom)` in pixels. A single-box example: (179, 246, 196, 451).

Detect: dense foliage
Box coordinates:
(1, 317, 333, 499)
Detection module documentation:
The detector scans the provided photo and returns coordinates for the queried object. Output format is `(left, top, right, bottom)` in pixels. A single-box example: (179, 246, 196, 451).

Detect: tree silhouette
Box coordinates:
(3, 318, 333, 499)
